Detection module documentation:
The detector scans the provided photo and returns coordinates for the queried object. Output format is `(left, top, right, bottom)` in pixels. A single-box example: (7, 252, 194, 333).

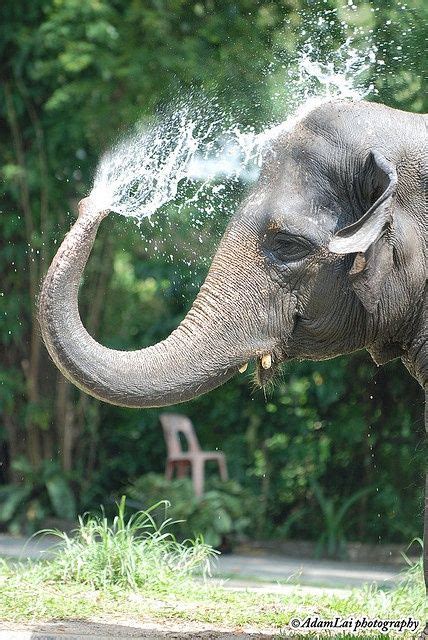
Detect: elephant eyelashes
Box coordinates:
(271, 233, 311, 263)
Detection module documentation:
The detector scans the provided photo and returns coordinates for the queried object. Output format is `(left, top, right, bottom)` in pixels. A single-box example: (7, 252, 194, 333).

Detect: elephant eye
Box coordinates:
(271, 232, 312, 262)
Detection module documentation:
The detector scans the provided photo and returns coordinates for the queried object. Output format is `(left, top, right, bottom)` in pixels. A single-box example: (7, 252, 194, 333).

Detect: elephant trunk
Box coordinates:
(38, 199, 275, 408)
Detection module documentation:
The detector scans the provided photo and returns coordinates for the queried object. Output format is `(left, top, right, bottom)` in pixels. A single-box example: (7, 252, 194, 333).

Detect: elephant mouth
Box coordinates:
(255, 359, 277, 386)
(253, 350, 289, 387)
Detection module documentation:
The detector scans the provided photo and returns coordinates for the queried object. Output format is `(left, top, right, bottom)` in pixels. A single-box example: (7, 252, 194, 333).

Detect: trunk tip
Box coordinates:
(78, 196, 109, 221)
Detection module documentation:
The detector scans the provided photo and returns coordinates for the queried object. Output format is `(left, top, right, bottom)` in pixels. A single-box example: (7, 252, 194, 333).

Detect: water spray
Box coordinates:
(87, 37, 378, 224)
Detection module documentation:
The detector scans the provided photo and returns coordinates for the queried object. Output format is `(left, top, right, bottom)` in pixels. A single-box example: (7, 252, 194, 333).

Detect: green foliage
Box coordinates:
(310, 480, 372, 558)
(126, 474, 255, 548)
(0, 459, 76, 534)
(40, 496, 216, 590)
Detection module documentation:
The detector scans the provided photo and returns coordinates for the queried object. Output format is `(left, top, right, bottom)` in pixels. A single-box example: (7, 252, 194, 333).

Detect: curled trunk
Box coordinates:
(39, 200, 274, 408)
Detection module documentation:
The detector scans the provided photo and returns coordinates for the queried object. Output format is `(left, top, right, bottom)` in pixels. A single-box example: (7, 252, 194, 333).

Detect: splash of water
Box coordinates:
(90, 107, 199, 217)
(89, 37, 378, 222)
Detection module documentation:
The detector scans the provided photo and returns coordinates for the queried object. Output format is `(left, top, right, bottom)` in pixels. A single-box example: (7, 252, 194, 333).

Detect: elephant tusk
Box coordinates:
(239, 363, 248, 373)
(261, 354, 272, 369)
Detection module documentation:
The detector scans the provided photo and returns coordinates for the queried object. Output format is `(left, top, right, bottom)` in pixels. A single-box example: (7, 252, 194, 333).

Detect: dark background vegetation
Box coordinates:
(0, 0, 426, 549)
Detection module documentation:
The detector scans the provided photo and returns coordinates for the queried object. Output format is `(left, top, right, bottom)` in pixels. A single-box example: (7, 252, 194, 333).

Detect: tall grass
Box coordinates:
(38, 496, 217, 591)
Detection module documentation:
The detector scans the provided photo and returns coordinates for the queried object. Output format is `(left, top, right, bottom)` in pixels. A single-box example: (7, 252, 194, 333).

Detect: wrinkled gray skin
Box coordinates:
(39, 99, 427, 586)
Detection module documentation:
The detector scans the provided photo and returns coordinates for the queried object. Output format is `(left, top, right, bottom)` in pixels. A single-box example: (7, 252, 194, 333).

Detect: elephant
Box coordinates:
(39, 99, 427, 613)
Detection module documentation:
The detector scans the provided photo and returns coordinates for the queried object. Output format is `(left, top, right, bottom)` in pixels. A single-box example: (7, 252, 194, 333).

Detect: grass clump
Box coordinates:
(38, 496, 217, 591)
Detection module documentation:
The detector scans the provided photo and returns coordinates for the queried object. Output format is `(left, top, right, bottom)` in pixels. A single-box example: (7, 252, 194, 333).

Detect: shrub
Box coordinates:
(0, 458, 76, 535)
(126, 473, 255, 548)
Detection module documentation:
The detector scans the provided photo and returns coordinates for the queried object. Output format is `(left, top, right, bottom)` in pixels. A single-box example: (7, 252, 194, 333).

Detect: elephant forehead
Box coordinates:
(260, 130, 345, 201)
(252, 156, 340, 239)
(269, 199, 337, 240)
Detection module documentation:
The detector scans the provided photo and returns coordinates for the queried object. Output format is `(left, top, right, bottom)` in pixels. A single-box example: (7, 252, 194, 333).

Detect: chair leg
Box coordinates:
(191, 458, 205, 497)
(218, 456, 228, 481)
(165, 460, 174, 481)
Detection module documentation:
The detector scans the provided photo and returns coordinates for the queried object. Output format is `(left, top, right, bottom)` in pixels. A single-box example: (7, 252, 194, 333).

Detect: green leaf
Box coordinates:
(0, 485, 33, 522)
(214, 508, 232, 534)
(46, 476, 76, 520)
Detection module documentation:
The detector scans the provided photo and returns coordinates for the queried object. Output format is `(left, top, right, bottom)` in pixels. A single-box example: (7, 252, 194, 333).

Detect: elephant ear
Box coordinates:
(329, 150, 398, 313)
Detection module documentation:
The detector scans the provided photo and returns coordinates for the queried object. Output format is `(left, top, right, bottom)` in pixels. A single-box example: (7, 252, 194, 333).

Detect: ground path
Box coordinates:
(1, 620, 280, 639)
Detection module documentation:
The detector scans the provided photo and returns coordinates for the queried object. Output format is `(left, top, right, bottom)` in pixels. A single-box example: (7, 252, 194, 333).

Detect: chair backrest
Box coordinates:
(159, 413, 201, 457)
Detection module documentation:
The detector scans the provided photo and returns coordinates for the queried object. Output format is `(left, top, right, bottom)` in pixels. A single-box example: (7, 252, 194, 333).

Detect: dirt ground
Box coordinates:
(0, 619, 287, 639)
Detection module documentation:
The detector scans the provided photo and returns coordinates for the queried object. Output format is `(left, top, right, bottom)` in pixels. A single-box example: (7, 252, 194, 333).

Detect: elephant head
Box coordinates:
(39, 100, 427, 407)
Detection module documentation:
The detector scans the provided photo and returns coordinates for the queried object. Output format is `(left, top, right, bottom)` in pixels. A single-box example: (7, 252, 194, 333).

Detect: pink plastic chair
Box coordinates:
(160, 413, 228, 497)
